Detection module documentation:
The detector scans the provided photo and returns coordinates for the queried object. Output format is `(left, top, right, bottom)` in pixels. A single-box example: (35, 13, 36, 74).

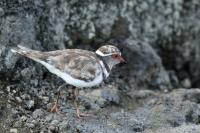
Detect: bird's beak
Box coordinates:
(119, 56, 126, 63)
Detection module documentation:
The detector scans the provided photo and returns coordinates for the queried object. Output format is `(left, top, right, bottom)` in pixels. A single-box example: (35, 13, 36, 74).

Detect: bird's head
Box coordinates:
(96, 45, 126, 70)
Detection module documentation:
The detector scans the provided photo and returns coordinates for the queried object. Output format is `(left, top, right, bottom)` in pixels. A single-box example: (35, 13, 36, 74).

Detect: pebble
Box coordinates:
(26, 100, 35, 109)
(14, 121, 23, 128)
(41, 96, 49, 103)
(15, 97, 23, 103)
(45, 115, 54, 122)
(26, 123, 35, 128)
(30, 79, 39, 86)
(101, 88, 119, 104)
(21, 94, 31, 100)
(33, 109, 45, 119)
(51, 120, 59, 125)
(20, 116, 27, 121)
(48, 125, 58, 132)
(12, 90, 17, 94)
(182, 78, 191, 88)
(0, 7, 4, 17)
(10, 128, 18, 133)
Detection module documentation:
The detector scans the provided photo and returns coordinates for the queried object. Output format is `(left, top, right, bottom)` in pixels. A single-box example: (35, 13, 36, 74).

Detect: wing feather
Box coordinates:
(46, 50, 101, 82)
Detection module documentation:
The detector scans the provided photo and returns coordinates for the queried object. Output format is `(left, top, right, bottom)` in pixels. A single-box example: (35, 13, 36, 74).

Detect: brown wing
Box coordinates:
(45, 49, 102, 82)
(12, 46, 102, 82)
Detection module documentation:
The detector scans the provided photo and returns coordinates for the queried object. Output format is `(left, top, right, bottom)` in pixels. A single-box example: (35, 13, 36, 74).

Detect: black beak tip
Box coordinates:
(121, 60, 127, 64)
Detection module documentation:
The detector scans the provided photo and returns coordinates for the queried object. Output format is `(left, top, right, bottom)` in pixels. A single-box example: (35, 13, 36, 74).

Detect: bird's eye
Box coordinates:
(112, 54, 118, 58)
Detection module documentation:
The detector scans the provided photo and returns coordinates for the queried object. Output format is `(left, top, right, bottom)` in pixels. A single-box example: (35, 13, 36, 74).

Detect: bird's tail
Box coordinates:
(11, 45, 43, 62)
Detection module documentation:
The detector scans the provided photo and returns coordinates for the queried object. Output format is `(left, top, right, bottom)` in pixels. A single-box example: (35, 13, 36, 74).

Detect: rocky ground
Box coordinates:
(3, 85, 200, 133)
(1, 0, 200, 133)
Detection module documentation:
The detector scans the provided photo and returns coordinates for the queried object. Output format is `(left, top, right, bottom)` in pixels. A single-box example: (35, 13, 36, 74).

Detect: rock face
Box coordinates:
(0, 0, 200, 133)
(114, 39, 171, 91)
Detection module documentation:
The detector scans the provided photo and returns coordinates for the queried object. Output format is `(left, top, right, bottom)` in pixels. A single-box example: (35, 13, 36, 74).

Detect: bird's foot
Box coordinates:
(50, 102, 64, 115)
(76, 108, 94, 118)
(50, 83, 67, 115)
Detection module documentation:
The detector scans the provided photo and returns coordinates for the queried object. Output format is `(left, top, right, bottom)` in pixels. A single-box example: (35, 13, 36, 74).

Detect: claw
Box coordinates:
(76, 107, 94, 118)
(74, 88, 95, 118)
(50, 102, 64, 115)
(50, 84, 66, 115)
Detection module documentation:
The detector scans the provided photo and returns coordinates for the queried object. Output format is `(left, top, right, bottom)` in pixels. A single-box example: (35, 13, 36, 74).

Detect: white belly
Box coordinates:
(38, 60, 103, 88)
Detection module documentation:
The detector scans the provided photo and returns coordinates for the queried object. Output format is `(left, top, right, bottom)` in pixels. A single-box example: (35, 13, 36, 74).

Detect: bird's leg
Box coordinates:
(51, 83, 66, 114)
(74, 88, 93, 118)
(74, 88, 81, 118)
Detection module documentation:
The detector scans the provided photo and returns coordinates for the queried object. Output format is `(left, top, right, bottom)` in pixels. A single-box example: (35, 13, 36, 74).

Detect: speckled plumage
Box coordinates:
(96, 45, 121, 56)
(11, 44, 125, 117)
(45, 50, 102, 82)
(11, 45, 124, 88)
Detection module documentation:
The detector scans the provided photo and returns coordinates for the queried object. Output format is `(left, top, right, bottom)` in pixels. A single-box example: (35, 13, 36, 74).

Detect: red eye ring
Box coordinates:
(112, 54, 118, 58)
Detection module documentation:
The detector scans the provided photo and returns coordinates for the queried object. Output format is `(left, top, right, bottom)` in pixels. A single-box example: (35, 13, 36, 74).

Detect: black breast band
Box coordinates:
(95, 53, 110, 79)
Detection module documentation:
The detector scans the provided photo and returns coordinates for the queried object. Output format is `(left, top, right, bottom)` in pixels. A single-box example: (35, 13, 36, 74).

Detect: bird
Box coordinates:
(11, 44, 126, 118)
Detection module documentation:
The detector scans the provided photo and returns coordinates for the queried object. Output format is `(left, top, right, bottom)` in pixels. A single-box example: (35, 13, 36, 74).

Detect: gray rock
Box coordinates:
(25, 100, 34, 109)
(80, 85, 120, 109)
(101, 88, 119, 104)
(114, 39, 171, 91)
(26, 123, 35, 129)
(15, 97, 22, 103)
(5, 50, 19, 69)
(110, 112, 146, 132)
(33, 109, 45, 119)
(3, 87, 200, 133)
(48, 125, 58, 133)
(181, 78, 192, 88)
(182, 89, 200, 106)
(144, 124, 200, 133)
(0, 7, 4, 17)
(10, 128, 18, 133)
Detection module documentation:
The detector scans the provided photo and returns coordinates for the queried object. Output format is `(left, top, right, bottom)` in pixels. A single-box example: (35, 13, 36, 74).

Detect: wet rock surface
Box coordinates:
(0, 0, 200, 132)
